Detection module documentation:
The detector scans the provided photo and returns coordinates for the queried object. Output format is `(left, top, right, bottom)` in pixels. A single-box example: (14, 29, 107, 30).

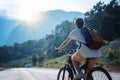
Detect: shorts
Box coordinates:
(72, 50, 86, 63)
(72, 50, 98, 70)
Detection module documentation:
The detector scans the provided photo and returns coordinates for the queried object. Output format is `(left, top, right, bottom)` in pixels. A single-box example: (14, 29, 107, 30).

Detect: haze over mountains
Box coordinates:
(0, 10, 84, 46)
(0, 16, 21, 46)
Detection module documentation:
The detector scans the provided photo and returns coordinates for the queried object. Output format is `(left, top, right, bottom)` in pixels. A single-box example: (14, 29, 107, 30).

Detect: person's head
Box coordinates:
(74, 17, 84, 28)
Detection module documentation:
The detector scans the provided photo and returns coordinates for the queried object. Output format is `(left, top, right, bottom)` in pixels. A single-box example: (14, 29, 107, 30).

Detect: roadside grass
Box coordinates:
(43, 55, 114, 70)
(43, 54, 68, 68)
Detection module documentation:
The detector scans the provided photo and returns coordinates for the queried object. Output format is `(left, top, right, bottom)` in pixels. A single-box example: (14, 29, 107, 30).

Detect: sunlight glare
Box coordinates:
(17, 0, 39, 19)
(23, 12, 43, 26)
(14, 0, 45, 27)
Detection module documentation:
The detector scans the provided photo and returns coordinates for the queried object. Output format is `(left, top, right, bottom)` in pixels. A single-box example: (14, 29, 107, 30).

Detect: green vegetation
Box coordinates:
(32, 55, 38, 66)
(85, 0, 120, 40)
(0, 0, 119, 68)
(103, 40, 110, 45)
(104, 48, 115, 58)
(43, 54, 68, 68)
(103, 48, 120, 71)
(104, 48, 120, 65)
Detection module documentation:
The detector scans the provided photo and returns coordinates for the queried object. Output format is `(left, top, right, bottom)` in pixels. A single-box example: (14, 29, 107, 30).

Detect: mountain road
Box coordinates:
(0, 68, 119, 80)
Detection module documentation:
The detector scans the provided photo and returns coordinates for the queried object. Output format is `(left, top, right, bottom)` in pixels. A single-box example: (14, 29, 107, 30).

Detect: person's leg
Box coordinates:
(88, 58, 98, 70)
(72, 60, 81, 72)
(72, 51, 86, 73)
(72, 51, 86, 79)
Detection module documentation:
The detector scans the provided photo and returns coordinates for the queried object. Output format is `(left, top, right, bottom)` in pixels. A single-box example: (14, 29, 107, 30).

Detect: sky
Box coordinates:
(0, 0, 112, 21)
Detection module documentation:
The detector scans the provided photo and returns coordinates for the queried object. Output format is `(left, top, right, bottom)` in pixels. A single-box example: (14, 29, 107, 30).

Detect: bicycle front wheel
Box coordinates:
(57, 66, 74, 80)
(87, 67, 112, 80)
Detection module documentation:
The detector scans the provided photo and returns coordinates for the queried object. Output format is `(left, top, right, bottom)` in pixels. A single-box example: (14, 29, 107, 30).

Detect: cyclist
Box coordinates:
(56, 17, 101, 80)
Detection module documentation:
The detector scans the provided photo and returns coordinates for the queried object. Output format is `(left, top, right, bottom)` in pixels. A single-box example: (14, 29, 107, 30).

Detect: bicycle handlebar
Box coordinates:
(55, 47, 76, 54)
(61, 49, 77, 54)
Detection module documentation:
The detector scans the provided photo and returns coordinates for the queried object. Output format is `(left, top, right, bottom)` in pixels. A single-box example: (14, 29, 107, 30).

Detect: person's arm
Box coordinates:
(57, 37, 72, 52)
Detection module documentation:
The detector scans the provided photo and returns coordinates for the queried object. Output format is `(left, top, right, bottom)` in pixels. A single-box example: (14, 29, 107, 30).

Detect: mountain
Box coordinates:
(0, 10, 84, 46)
(0, 16, 20, 46)
(7, 24, 42, 45)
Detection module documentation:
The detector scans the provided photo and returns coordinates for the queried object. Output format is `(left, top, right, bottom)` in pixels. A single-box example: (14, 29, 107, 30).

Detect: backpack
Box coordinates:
(81, 27, 103, 50)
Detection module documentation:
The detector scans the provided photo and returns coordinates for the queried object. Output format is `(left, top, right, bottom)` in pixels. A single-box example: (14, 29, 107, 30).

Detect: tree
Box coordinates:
(39, 55, 45, 63)
(85, 0, 120, 40)
(32, 55, 38, 66)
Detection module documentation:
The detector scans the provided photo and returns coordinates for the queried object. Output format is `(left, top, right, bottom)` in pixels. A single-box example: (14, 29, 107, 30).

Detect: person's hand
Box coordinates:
(56, 47, 62, 52)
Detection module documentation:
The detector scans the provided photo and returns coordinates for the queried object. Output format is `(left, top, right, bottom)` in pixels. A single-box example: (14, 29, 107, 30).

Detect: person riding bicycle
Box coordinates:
(56, 17, 101, 80)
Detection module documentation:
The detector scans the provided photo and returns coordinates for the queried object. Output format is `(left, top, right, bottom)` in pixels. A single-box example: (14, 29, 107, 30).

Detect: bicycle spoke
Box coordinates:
(58, 68, 73, 80)
(62, 69, 65, 80)
(90, 70, 111, 80)
(88, 67, 112, 80)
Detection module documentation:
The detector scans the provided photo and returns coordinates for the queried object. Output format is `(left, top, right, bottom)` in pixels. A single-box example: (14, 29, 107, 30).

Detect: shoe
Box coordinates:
(74, 71, 85, 80)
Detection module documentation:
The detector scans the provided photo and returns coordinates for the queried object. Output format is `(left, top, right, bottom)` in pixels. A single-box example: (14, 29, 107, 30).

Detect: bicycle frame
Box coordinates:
(57, 49, 112, 80)
(67, 56, 76, 75)
(65, 54, 96, 76)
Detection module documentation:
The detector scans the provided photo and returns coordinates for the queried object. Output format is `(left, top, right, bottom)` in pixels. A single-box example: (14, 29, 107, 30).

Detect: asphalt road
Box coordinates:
(0, 68, 119, 80)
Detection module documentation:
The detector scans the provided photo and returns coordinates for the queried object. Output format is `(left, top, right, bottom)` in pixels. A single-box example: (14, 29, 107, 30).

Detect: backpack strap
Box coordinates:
(77, 41, 87, 49)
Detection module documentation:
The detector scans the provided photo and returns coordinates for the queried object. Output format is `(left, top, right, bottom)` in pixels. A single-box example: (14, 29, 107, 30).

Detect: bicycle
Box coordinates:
(56, 49, 112, 80)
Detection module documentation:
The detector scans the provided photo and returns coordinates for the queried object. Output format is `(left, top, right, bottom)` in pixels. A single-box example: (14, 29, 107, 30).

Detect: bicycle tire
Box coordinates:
(57, 66, 74, 80)
(87, 67, 112, 80)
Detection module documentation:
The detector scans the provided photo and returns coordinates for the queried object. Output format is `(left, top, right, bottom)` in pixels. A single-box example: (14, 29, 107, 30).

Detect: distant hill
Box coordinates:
(0, 16, 20, 46)
(0, 10, 84, 46)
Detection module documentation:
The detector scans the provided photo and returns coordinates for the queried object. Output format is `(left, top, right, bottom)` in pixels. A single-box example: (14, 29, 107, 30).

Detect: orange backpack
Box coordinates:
(81, 27, 103, 50)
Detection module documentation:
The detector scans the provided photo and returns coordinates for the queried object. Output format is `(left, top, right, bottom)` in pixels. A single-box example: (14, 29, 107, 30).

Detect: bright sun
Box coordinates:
(23, 12, 44, 26)
(14, 0, 44, 26)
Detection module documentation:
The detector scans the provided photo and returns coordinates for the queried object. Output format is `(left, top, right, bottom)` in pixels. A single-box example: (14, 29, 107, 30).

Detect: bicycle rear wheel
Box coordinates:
(57, 66, 74, 80)
(87, 67, 112, 80)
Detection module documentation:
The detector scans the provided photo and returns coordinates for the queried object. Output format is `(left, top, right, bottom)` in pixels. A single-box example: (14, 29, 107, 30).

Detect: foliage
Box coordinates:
(43, 54, 68, 68)
(0, 20, 75, 67)
(85, 0, 120, 40)
(96, 62, 105, 67)
(32, 55, 38, 66)
(104, 48, 115, 58)
(0, 0, 120, 68)
(104, 48, 120, 65)
(38, 55, 45, 63)
(115, 48, 120, 63)
(103, 40, 110, 45)
(0, 40, 44, 64)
